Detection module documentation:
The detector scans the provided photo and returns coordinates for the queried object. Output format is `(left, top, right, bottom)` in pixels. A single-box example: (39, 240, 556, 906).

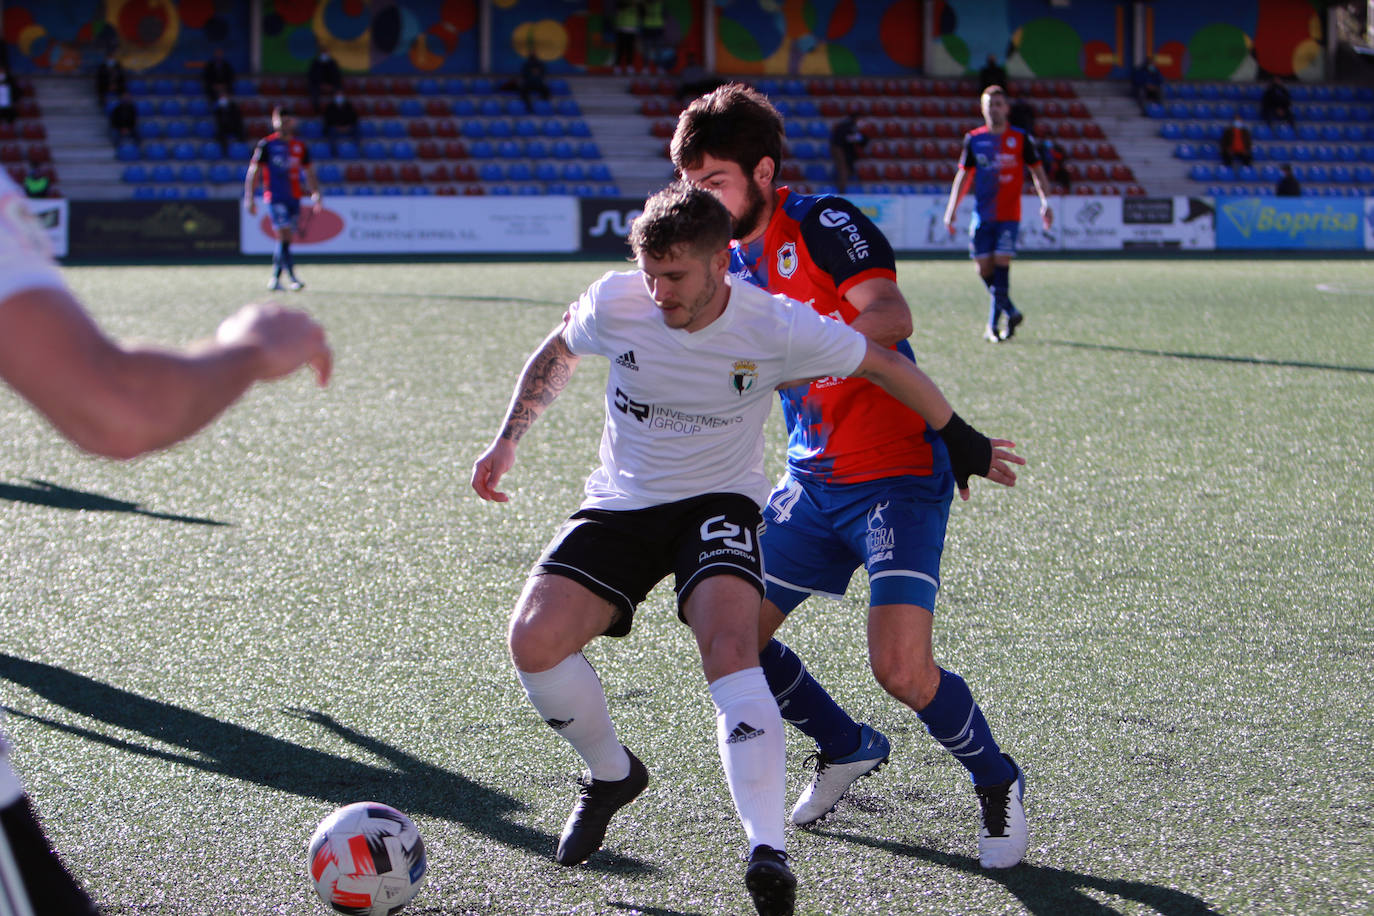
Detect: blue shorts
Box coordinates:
(268, 197, 300, 232)
(969, 218, 1019, 259)
(761, 472, 952, 615)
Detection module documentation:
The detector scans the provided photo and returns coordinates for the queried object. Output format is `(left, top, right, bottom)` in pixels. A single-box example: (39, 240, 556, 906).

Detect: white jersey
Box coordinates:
(0, 172, 64, 303)
(562, 269, 868, 510)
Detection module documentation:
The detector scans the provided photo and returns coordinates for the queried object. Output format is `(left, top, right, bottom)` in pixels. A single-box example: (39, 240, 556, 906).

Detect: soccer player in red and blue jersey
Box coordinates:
(244, 106, 321, 291)
(674, 84, 1030, 869)
(944, 85, 1053, 342)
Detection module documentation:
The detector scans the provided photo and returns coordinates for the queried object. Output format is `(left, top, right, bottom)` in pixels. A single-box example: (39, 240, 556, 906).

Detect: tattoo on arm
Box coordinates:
(501, 332, 577, 443)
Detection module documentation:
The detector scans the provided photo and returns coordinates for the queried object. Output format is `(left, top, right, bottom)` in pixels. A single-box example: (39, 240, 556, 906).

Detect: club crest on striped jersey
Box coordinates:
(776, 241, 798, 278)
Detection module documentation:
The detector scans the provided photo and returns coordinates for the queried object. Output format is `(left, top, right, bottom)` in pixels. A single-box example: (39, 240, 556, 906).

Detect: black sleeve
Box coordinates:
(958, 133, 975, 169)
(1021, 131, 1040, 166)
(797, 198, 897, 288)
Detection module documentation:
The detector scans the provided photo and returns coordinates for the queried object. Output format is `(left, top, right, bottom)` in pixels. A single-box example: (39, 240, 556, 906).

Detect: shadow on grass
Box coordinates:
(819, 829, 1222, 915)
(0, 479, 227, 526)
(1042, 339, 1374, 376)
(607, 902, 704, 916)
(0, 653, 652, 874)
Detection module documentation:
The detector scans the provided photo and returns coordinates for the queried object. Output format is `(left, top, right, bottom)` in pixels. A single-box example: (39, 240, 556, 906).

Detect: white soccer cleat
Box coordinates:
(790, 724, 890, 827)
(267, 277, 283, 291)
(287, 277, 305, 291)
(976, 753, 1027, 868)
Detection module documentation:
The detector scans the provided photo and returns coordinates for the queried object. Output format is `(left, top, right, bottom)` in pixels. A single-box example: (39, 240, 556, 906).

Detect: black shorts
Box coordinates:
(533, 492, 765, 637)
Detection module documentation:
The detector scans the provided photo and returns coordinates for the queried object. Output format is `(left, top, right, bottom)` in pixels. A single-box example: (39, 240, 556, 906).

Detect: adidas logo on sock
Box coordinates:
(545, 717, 575, 730)
(615, 350, 639, 371)
(726, 721, 765, 744)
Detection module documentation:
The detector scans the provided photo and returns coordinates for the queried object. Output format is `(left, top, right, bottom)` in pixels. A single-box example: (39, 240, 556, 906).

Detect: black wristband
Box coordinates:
(937, 411, 992, 490)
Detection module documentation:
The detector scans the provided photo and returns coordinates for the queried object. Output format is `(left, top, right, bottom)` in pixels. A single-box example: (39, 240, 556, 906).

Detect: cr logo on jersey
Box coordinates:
(729, 359, 758, 395)
(613, 387, 651, 421)
(776, 241, 798, 278)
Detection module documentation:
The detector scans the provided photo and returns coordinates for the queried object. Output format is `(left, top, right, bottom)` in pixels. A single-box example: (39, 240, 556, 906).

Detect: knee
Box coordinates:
(507, 608, 567, 672)
(870, 653, 941, 711)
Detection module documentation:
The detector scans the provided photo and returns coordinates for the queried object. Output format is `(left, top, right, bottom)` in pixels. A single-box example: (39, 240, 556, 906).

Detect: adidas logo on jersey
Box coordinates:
(615, 350, 639, 371)
(725, 721, 765, 744)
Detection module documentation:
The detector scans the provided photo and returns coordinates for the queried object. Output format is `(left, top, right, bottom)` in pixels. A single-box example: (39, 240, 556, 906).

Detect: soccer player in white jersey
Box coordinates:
(0, 171, 330, 914)
(470, 183, 1023, 916)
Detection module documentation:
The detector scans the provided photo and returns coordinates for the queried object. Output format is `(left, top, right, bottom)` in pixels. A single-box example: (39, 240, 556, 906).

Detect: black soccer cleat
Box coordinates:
(554, 746, 649, 866)
(1004, 308, 1024, 339)
(745, 844, 796, 916)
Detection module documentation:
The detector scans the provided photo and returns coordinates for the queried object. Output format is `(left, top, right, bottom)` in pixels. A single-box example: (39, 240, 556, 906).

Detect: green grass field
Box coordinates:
(1, 258, 1370, 916)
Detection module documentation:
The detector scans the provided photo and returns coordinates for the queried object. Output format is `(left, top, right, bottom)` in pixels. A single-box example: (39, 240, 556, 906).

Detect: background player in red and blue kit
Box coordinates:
(674, 84, 1030, 869)
(944, 85, 1053, 342)
(244, 106, 321, 291)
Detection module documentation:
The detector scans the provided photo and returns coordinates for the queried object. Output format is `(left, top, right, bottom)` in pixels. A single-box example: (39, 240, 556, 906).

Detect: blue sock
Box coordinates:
(982, 272, 999, 329)
(271, 240, 283, 278)
(917, 668, 1014, 786)
(993, 264, 1015, 317)
(759, 639, 862, 759)
(280, 240, 295, 277)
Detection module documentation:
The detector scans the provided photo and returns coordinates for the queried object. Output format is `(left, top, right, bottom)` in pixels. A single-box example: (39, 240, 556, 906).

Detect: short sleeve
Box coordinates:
(560, 271, 609, 357)
(782, 297, 868, 381)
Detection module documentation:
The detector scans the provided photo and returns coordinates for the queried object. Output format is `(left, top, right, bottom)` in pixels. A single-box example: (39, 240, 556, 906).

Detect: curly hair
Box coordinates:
(627, 182, 732, 261)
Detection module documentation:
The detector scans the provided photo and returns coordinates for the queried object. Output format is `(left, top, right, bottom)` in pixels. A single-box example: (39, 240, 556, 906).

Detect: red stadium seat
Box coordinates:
(462, 184, 485, 195)
(25, 144, 50, 164)
(399, 163, 422, 182)
(921, 99, 943, 117)
(434, 185, 457, 196)
(1125, 185, 1147, 196)
(1070, 141, 1094, 160)
(373, 99, 398, 117)
(882, 162, 905, 180)
(857, 162, 880, 181)
(780, 161, 803, 181)
(870, 99, 892, 116)
(1068, 101, 1090, 118)
(1074, 185, 1093, 195)
(1042, 101, 1063, 119)
(1056, 122, 1080, 139)
(1099, 184, 1121, 195)
(819, 99, 844, 117)
(1086, 163, 1107, 181)
(1082, 122, 1105, 139)
(808, 78, 835, 95)
(442, 141, 468, 159)
(867, 140, 891, 160)
(882, 120, 904, 139)
(453, 162, 478, 181)
(425, 99, 449, 117)
(408, 120, 433, 138)
(344, 163, 367, 182)
(933, 121, 955, 139)
(907, 161, 929, 180)
(20, 122, 46, 140)
(640, 98, 665, 116)
(434, 119, 458, 138)
(1097, 142, 1118, 160)
(371, 163, 395, 182)
(894, 99, 917, 117)
(1110, 163, 1134, 181)
(0, 124, 14, 141)
(844, 99, 869, 116)
(416, 140, 440, 159)
(906, 121, 931, 138)
(427, 163, 450, 181)
(628, 78, 653, 95)
(892, 140, 915, 159)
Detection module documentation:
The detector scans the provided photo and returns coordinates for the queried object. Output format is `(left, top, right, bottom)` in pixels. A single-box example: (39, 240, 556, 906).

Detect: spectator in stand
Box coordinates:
(1220, 116, 1253, 168)
(1131, 59, 1163, 114)
(1039, 136, 1071, 194)
(203, 46, 236, 103)
(978, 54, 1007, 93)
(22, 156, 52, 198)
(108, 89, 139, 146)
(1007, 90, 1035, 135)
(515, 52, 551, 114)
(640, 0, 667, 75)
(95, 51, 126, 108)
(1275, 163, 1301, 197)
(1260, 77, 1295, 130)
(829, 113, 867, 193)
(612, 0, 640, 75)
(0, 67, 15, 126)
(306, 49, 342, 113)
(213, 89, 245, 155)
(322, 90, 360, 155)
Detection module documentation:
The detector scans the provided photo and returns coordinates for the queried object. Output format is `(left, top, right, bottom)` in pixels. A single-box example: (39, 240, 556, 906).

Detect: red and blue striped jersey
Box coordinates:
(958, 126, 1039, 223)
(253, 132, 310, 202)
(729, 188, 944, 485)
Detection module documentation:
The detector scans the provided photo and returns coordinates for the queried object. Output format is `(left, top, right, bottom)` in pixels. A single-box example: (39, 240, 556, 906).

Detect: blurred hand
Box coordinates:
(216, 303, 332, 386)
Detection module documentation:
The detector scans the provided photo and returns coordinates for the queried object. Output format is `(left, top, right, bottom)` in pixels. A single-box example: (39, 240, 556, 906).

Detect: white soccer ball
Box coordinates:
(307, 802, 428, 916)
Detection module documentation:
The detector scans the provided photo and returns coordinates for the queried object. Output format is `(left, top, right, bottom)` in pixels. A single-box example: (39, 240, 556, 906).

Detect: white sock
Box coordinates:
(709, 667, 786, 853)
(517, 653, 630, 782)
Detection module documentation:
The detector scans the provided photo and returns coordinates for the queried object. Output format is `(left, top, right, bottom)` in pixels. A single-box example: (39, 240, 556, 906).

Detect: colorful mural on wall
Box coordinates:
(931, 0, 1324, 82)
(262, 0, 479, 74)
(2, 0, 250, 74)
(713, 0, 921, 76)
(486, 0, 702, 75)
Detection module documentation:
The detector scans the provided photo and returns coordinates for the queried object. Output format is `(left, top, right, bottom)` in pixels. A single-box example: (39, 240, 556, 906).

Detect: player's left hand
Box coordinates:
(311, 193, 323, 214)
(471, 439, 516, 502)
(1041, 203, 1054, 230)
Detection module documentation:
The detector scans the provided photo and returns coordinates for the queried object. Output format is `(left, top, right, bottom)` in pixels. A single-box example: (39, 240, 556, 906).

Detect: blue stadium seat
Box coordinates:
(1354, 165, 1374, 183)
(416, 78, 439, 96)
(572, 184, 597, 196)
(209, 163, 235, 183)
(381, 120, 406, 139)
(143, 142, 169, 161)
(1188, 163, 1214, 181)
(785, 121, 807, 139)
(187, 98, 210, 117)
(505, 99, 527, 116)
(515, 119, 538, 138)
(515, 183, 541, 196)
(549, 78, 571, 96)
(508, 162, 533, 181)
(179, 164, 204, 183)
(298, 120, 323, 139)
(1329, 165, 1352, 183)
(561, 162, 585, 181)
(479, 163, 505, 181)
(535, 162, 559, 182)
(1291, 145, 1312, 161)
(487, 120, 512, 139)
(317, 163, 342, 183)
(308, 140, 331, 161)
(150, 164, 176, 183)
(234, 78, 255, 96)
(489, 185, 512, 195)
(159, 99, 184, 117)
(568, 120, 592, 138)
(469, 140, 494, 159)
(479, 98, 503, 117)
(184, 186, 208, 199)
(167, 120, 192, 140)
(1314, 145, 1336, 162)
(540, 119, 565, 138)
(197, 140, 223, 160)
(551, 140, 575, 159)
(136, 99, 156, 117)
(470, 77, 494, 95)
(598, 183, 619, 196)
(392, 141, 416, 160)
(128, 78, 149, 96)
(352, 185, 376, 196)
(791, 141, 817, 159)
(172, 142, 197, 161)
(334, 140, 359, 160)
(139, 120, 163, 140)
(132, 185, 157, 199)
(545, 182, 569, 195)
(460, 119, 486, 138)
(1160, 122, 1182, 140)
(408, 185, 433, 195)
(1145, 103, 1166, 118)
(524, 140, 548, 159)
(756, 79, 780, 97)
(530, 99, 555, 117)
(358, 121, 380, 138)
(1306, 164, 1330, 182)
(794, 100, 819, 118)
(1235, 164, 1257, 182)
(452, 98, 477, 117)
(442, 77, 467, 95)
(152, 78, 177, 95)
(555, 99, 581, 117)
(399, 99, 424, 117)
(194, 120, 216, 140)
(578, 141, 601, 159)
(1183, 122, 1207, 140)
(362, 140, 388, 159)
(1251, 123, 1273, 141)
(495, 140, 521, 158)
(588, 162, 612, 181)
(121, 164, 148, 183)
(1173, 143, 1197, 160)
(1199, 83, 1220, 100)
(804, 162, 830, 182)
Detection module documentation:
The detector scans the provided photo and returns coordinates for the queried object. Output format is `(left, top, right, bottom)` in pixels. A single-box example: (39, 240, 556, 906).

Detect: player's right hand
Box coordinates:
(245, 197, 256, 216)
(216, 303, 332, 387)
(471, 440, 516, 502)
(944, 218, 956, 237)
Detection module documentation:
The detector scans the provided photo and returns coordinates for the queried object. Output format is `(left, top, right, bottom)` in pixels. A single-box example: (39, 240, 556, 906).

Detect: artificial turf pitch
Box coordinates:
(0, 258, 1369, 915)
